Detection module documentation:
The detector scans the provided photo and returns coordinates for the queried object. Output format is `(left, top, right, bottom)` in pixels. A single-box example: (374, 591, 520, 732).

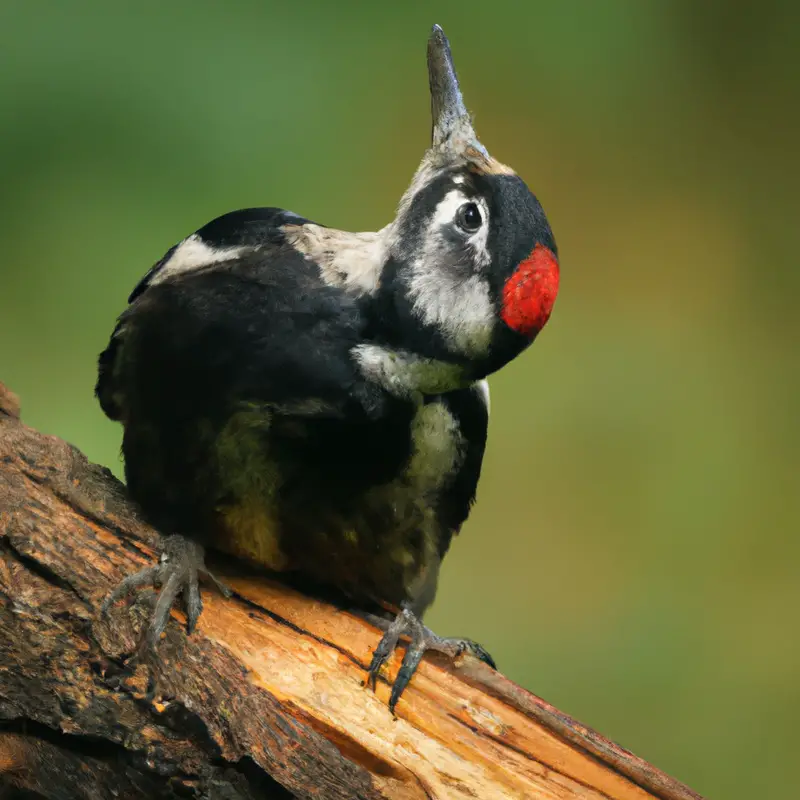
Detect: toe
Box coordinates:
(366, 609, 413, 691)
(389, 639, 427, 713)
(101, 565, 160, 614)
(433, 636, 496, 670)
(367, 634, 396, 690)
(148, 571, 184, 649)
(377, 618, 496, 712)
(202, 567, 233, 599)
(464, 640, 496, 669)
(184, 574, 203, 634)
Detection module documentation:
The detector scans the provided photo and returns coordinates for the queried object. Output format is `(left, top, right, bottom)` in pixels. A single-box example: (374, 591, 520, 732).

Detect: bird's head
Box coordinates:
(375, 25, 559, 383)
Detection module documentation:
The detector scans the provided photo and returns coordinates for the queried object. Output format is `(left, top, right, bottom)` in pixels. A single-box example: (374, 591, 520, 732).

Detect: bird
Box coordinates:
(97, 24, 559, 713)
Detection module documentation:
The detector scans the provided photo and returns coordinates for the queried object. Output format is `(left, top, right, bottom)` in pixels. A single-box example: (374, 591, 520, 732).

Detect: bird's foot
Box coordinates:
(366, 606, 496, 714)
(101, 534, 232, 655)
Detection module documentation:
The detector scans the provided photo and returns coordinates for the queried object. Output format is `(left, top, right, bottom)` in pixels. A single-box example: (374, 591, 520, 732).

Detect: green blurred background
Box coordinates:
(1, 2, 797, 796)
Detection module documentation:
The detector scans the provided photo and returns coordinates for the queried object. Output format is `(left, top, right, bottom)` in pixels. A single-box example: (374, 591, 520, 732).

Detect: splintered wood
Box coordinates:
(0, 381, 702, 800)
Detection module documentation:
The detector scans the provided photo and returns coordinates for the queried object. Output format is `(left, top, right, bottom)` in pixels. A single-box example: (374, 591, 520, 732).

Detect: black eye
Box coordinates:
(455, 202, 482, 233)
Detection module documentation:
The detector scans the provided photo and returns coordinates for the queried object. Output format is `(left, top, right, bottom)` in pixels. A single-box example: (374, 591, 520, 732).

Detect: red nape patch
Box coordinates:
(500, 244, 560, 337)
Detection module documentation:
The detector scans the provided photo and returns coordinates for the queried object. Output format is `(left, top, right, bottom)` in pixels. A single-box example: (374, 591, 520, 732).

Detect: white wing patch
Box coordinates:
(148, 234, 247, 287)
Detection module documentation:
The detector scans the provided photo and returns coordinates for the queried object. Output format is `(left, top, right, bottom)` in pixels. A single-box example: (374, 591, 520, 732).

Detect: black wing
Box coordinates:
(97, 207, 326, 420)
(96, 211, 397, 535)
(127, 207, 311, 303)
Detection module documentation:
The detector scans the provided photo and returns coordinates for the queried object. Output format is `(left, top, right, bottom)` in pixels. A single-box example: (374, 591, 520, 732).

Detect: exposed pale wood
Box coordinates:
(0, 381, 703, 799)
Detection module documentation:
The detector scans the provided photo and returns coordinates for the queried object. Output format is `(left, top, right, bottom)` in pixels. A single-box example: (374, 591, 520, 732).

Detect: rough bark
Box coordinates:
(0, 382, 703, 800)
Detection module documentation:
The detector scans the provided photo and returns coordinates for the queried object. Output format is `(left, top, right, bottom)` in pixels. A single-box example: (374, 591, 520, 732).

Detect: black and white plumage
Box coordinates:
(97, 25, 559, 711)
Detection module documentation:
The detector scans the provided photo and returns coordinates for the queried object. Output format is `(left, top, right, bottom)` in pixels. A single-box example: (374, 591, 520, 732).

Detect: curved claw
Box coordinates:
(389, 637, 428, 713)
(366, 607, 420, 693)
(147, 569, 186, 650)
(101, 534, 231, 651)
(202, 567, 233, 599)
(366, 606, 497, 714)
(184, 573, 203, 634)
(463, 640, 496, 670)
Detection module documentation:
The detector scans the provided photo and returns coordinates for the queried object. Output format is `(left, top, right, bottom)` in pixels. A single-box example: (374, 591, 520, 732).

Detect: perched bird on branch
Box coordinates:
(97, 24, 559, 711)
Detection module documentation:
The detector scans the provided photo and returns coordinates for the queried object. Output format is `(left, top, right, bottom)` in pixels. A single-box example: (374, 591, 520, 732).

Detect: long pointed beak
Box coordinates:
(427, 25, 484, 153)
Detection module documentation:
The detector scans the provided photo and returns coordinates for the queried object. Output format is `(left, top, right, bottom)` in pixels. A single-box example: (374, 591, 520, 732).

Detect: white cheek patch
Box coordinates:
(408, 270, 494, 356)
(407, 189, 495, 357)
(148, 234, 247, 286)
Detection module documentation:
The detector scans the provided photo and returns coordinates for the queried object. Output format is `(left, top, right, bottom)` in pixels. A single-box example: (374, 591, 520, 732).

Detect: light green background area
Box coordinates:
(1, 3, 797, 797)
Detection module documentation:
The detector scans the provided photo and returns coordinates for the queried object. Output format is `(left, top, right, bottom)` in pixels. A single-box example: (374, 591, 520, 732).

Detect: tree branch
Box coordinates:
(0, 382, 703, 799)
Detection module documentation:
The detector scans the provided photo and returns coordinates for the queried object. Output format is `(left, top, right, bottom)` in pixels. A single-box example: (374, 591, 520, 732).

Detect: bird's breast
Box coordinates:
(209, 396, 466, 608)
(209, 403, 287, 570)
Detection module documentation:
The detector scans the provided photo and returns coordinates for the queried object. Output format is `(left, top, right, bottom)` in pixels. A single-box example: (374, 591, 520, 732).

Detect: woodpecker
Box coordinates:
(97, 25, 559, 712)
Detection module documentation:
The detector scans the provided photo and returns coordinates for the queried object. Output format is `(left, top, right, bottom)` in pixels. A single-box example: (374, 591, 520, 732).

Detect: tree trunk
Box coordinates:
(0, 382, 702, 800)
